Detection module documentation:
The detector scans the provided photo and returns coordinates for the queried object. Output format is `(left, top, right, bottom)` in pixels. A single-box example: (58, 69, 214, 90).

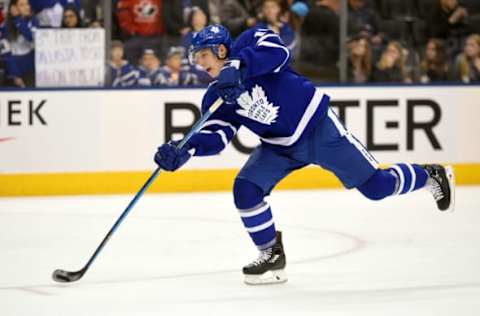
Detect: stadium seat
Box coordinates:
(466, 15, 480, 33)
(459, 0, 480, 14)
(377, 18, 409, 41)
(412, 20, 428, 48)
(379, 0, 418, 19)
(416, 0, 437, 19)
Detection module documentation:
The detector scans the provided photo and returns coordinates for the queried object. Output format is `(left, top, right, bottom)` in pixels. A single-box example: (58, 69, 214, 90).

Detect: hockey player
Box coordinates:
(154, 24, 455, 285)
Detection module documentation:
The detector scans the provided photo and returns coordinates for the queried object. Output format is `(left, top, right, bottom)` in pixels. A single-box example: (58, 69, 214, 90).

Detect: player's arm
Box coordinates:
(215, 29, 291, 104)
(234, 28, 291, 79)
(188, 114, 239, 156)
(187, 89, 240, 156)
(154, 89, 240, 171)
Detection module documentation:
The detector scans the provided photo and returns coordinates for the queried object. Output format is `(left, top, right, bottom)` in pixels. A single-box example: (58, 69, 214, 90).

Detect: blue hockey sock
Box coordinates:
(234, 178, 277, 250)
(239, 202, 277, 250)
(388, 163, 428, 195)
(357, 164, 428, 200)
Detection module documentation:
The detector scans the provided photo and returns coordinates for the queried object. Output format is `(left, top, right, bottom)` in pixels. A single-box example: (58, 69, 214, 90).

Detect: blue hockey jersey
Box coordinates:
(0, 16, 39, 78)
(29, 0, 81, 13)
(254, 22, 296, 53)
(187, 28, 330, 156)
(110, 61, 149, 87)
(29, 0, 59, 13)
(153, 65, 206, 87)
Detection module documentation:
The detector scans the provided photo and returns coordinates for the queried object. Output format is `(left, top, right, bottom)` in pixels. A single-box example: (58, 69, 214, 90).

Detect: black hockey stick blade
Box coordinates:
(52, 268, 86, 283)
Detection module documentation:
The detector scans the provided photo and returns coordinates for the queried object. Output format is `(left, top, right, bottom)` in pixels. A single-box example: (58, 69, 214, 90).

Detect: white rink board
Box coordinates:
(0, 86, 479, 174)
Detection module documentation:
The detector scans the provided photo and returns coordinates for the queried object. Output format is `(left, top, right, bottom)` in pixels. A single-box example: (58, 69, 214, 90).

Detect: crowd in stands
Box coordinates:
(0, 0, 480, 88)
(0, 0, 102, 87)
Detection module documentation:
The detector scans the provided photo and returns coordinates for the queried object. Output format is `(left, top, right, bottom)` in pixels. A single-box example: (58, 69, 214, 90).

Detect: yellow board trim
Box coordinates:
(1, 163, 479, 196)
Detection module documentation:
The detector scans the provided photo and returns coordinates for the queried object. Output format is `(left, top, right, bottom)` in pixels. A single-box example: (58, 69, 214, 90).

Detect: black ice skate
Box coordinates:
(423, 164, 455, 212)
(243, 231, 287, 285)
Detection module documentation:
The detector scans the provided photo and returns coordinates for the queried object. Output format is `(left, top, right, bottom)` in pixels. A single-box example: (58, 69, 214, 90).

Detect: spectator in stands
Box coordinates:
(348, 0, 383, 59)
(209, 0, 260, 37)
(59, 0, 80, 12)
(0, 1, 5, 85)
(163, 0, 209, 48)
(181, 6, 209, 53)
(82, 0, 100, 26)
(115, 0, 166, 64)
(453, 33, 480, 83)
(347, 35, 372, 83)
(289, 0, 310, 31)
(29, 0, 63, 27)
(61, 4, 82, 28)
(255, 0, 296, 53)
(419, 38, 449, 83)
(348, 0, 379, 38)
(0, 2, 5, 26)
(427, 0, 471, 56)
(207, 0, 221, 24)
(297, 0, 339, 81)
(110, 40, 147, 87)
(156, 46, 204, 86)
(1, 0, 39, 88)
(138, 48, 161, 85)
(372, 41, 411, 83)
(89, 20, 102, 28)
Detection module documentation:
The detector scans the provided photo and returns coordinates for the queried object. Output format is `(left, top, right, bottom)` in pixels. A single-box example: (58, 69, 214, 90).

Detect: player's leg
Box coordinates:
(357, 163, 455, 211)
(357, 164, 428, 200)
(312, 108, 455, 211)
(234, 145, 306, 284)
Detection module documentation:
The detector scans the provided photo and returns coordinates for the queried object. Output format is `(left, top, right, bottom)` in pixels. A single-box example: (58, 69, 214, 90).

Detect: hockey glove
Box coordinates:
(154, 141, 194, 171)
(216, 59, 246, 104)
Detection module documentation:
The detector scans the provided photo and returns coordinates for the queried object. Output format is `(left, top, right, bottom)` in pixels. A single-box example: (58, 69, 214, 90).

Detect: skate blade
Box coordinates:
(244, 269, 288, 285)
(444, 165, 455, 213)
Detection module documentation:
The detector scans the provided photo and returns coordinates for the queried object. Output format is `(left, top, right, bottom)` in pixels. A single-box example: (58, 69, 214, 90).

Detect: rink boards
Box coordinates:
(1, 85, 479, 195)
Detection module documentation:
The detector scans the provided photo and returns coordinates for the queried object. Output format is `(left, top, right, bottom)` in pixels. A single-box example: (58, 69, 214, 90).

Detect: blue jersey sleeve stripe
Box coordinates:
(286, 38, 297, 51)
(217, 129, 229, 146)
(256, 33, 281, 45)
(199, 130, 228, 147)
(256, 41, 290, 73)
(201, 119, 238, 135)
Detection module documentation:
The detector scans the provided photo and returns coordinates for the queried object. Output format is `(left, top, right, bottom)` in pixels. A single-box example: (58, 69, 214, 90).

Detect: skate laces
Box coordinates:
(248, 248, 273, 267)
(427, 177, 444, 201)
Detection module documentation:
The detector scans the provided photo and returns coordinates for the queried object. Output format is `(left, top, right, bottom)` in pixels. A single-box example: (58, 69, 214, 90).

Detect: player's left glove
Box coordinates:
(154, 141, 194, 171)
(216, 59, 246, 104)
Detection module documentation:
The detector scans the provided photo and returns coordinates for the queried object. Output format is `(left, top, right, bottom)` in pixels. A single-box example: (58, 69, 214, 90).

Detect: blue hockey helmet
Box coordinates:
(188, 24, 233, 65)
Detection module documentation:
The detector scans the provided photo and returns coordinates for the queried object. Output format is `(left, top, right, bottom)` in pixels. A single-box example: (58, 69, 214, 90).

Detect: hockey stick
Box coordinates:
(52, 97, 224, 283)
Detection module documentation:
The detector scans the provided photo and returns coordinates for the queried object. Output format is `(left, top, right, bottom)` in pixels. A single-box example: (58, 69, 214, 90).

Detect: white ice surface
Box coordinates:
(1, 187, 480, 316)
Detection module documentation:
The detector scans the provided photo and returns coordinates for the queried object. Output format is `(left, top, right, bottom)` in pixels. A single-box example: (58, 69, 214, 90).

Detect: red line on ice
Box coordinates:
(0, 137, 14, 143)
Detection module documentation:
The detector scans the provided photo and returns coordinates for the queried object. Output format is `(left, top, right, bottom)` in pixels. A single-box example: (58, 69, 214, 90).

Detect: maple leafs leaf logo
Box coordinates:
(236, 85, 279, 125)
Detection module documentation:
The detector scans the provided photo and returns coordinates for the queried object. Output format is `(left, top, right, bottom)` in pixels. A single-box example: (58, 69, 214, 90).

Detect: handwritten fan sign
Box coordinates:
(35, 29, 105, 87)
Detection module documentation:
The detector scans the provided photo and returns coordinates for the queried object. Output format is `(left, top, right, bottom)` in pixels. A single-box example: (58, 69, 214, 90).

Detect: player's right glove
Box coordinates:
(154, 141, 193, 171)
(216, 59, 246, 104)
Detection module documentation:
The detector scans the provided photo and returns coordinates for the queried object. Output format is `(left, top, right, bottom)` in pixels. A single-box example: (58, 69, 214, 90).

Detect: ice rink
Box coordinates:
(1, 186, 480, 316)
